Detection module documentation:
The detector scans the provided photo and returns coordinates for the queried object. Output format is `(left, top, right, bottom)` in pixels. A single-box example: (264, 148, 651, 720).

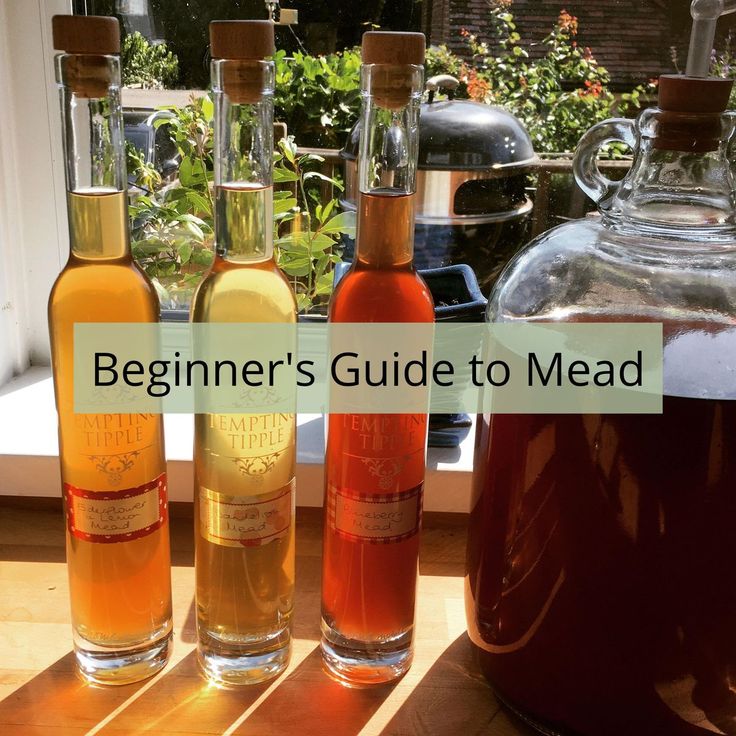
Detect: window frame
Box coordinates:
(0, 0, 72, 382)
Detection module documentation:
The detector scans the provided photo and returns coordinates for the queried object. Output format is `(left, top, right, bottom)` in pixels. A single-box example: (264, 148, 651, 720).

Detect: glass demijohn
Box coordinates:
(465, 73, 736, 735)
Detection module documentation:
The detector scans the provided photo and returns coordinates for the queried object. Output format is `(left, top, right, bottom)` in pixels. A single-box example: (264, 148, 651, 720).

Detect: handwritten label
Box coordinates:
(199, 481, 294, 547)
(64, 473, 167, 543)
(329, 484, 423, 543)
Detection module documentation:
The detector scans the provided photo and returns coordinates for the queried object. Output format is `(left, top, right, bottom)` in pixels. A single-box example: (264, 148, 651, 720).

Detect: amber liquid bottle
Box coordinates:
(48, 16, 172, 685)
(191, 21, 297, 686)
(320, 32, 434, 685)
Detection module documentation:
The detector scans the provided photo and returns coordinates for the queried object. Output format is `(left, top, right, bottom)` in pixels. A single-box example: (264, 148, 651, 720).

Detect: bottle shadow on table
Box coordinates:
(89, 646, 395, 735)
(0, 644, 396, 735)
(379, 633, 537, 736)
(0, 650, 153, 733)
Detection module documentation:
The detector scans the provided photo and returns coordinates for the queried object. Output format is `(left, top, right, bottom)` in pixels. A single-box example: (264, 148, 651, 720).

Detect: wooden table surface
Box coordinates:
(0, 498, 534, 736)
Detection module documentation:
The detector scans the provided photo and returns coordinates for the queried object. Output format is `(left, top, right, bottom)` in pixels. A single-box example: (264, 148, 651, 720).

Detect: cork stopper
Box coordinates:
(362, 32, 425, 66)
(52, 15, 120, 98)
(52, 15, 120, 55)
(362, 32, 425, 111)
(210, 20, 275, 60)
(658, 74, 733, 114)
(654, 75, 734, 152)
(210, 21, 274, 105)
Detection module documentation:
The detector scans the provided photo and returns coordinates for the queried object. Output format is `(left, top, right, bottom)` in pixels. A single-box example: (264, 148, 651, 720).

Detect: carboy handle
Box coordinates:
(573, 118, 636, 204)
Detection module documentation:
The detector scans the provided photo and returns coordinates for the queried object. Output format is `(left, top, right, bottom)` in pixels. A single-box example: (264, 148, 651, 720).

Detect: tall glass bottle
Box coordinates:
(466, 75, 736, 735)
(320, 32, 434, 685)
(48, 15, 172, 685)
(191, 20, 297, 686)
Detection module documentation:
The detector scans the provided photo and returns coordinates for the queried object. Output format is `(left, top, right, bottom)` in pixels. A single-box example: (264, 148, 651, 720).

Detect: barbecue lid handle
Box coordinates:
(426, 75, 459, 102)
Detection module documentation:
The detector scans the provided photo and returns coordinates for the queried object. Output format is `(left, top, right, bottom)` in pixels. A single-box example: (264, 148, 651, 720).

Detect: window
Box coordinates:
(3, 1, 736, 370)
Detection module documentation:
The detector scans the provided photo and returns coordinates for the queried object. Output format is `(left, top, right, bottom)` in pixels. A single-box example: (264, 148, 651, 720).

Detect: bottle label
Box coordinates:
(64, 473, 168, 544)
(328, 484, 423, 544)
(199, 480, 294, 547)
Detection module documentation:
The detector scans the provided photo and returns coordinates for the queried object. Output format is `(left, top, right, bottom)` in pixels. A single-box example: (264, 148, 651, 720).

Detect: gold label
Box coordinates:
(64, 474, 168, 544)
(329, 484, 423, 543)
(69, 413, 161, 486)
(208, 413, 294, 454)
(199, 481, 294, 547)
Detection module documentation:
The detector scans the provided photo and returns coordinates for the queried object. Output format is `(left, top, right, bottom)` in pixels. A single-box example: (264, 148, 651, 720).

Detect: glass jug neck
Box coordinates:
(211, 59, 275, 263)
(604, 108, 736, 238)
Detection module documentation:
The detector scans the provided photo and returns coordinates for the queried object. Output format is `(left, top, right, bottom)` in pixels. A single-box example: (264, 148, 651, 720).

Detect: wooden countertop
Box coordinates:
(0, 499, 533, 736)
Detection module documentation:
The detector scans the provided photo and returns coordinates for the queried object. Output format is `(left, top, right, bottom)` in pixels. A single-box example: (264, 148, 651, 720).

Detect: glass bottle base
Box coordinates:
(74, 629, 172, 686)
(197, 627, 291, 686)
(320, 618, 413, 686)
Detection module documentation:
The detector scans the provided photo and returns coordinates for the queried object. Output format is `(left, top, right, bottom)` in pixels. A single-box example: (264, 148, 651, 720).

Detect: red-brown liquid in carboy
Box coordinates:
(467, 382, 736, 735)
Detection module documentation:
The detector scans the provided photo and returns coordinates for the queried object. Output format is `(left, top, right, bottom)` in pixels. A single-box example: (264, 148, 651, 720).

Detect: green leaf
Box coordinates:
(273, 195, 298, 214)
(191, 248, 214, 266)
(186, 190, 212, 214)
(315, 271, 335, 295)
(200, 95, 214, 122)
(174, 213, 208, 226)
(306, 233, 336, 252)
(321, 210, 356, 235)
(279, 136, 298, 164)
(178, 156, 194, 186)
(296, 293, 312, 312)
(177, 242, 193, 264)
(281, 256, 311, 277)
(183, 220, 204, 241)
(304, 171, 344, 191)
(274, 168, 299, 183)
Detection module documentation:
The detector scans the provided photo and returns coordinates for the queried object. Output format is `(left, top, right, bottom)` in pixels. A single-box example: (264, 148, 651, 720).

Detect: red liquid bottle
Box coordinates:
(466, 74, 736, 734)
(320, 31, 434, 685)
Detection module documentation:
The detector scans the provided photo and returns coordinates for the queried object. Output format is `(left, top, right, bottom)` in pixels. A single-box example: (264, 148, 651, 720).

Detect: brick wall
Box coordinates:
(426, 0, 736, 88)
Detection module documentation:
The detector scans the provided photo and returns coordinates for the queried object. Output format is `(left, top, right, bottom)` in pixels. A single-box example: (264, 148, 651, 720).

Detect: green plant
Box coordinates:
(273, 49, 362, 148)
(273, 138, 355, 312)
(423, 3, 656, 156)
(710, 32, 736, 109)
(121, 31, 179, 89)
(459, 6, 620, 153)
(127, 99, 351, 312)
(425, 44, 464, 80)
(128, 96, 215, 309)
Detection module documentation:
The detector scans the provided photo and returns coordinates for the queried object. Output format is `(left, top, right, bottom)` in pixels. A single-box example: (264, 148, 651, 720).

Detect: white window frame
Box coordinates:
(0, 3, 475, 512)
(0, 0, 72, 383)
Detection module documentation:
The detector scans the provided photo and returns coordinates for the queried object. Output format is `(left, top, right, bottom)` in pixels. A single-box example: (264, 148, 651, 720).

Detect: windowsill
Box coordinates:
(0, 367, 474, 512)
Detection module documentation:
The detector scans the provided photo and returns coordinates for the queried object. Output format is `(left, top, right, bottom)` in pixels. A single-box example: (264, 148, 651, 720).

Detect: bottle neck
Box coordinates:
(355, 63, 423, 268)
(604, 108, 736, 237)
(56, 53, 128, 260)
(212, 59, 275, 263)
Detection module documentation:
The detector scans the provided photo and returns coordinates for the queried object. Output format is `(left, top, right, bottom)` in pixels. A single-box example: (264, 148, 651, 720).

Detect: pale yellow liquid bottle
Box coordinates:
(191, 21, 297, 685)
(48, 15, 172, 685)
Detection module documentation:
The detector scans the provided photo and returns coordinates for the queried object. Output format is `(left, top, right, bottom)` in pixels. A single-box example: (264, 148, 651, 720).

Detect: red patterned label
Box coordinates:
(64, 473, 168, 544)
(328, 484, 423, 544)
